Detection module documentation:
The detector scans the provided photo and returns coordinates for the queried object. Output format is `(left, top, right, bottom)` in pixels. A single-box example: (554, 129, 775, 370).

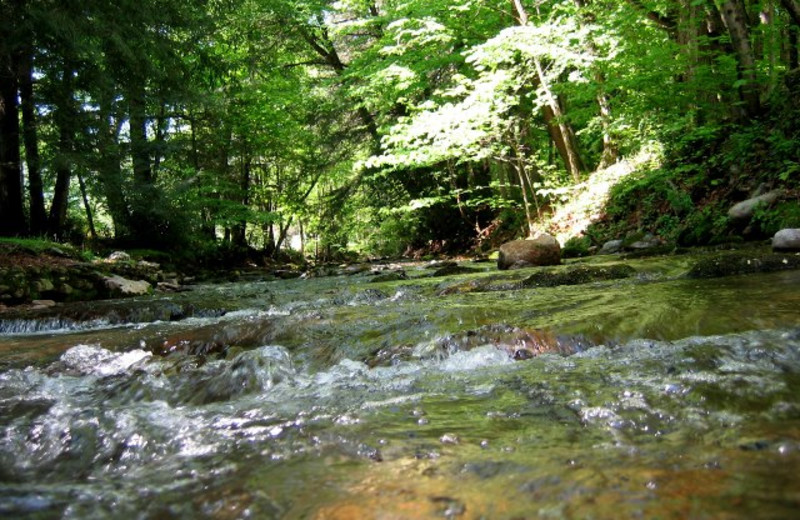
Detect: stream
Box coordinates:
(1, 252, 799, 519)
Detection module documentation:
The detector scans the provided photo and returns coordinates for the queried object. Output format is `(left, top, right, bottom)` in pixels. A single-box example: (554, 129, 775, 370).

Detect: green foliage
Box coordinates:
(7, 0, 800, 261)
(751, 201, 800, 237)
(562, 236, 591, 258)
(0, 237, 77, 256)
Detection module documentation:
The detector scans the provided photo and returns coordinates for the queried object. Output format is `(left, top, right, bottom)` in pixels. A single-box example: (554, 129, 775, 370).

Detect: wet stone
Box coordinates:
(370, 271, 408, 283)
(520, 264, 636, 288)
(429, 265, 478, 277)
(686, 251, 800, 278)
(461, 461, 529, 479)
(425, 260, 458, 270)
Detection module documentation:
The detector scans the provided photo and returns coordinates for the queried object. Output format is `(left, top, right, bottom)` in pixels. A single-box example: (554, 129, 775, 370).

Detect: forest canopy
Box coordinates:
(1, 0, 799, 260)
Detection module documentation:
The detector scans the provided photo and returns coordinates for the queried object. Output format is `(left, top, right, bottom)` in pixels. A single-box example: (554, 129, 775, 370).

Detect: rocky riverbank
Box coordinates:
(0, 245, 185, 310)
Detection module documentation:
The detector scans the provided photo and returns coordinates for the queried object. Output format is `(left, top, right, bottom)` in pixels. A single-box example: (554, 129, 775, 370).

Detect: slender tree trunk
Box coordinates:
(299, 220, 305, 255)
(232, 156, 251, 248)
(18, 47, 46, 235)
(512, 0, 585, 181)
(789, 26, 799, 69)
(297, 24, 381, 149)
(541, 103, 585, 181)
(0, 48, 25, 236)
(77, 170, 97, 240)
(573, 0, 619, 167)
(48, 122, 73, 239)
(97, 95, 130, 239)
(128, 82, 152, 184)
(48, 132, 72, 239)
(781, 0, 800, 27)
(505, 126, 536, 236)
(719, 0, 761, 117)
(152, 99, 168, 176)
(274, 216, 294, 255)
(760, 2, 780, 96)
(48, 65, 75, 239)
(189, 112, 216, 241)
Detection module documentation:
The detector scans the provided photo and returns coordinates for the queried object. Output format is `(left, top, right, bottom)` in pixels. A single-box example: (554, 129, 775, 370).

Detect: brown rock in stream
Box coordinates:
(497, 235, 561, 270)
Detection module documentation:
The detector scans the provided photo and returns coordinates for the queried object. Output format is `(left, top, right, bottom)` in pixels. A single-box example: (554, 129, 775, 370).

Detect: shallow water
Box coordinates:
(1, 254, 799, 518)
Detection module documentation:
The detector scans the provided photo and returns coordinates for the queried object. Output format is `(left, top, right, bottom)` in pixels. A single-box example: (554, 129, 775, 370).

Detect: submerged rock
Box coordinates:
(429, 265, 478, 277)
(425, 260, 458, 270)
(497, 235, 561, 270)
(370, 271, 408, 283)
(520, 264, 636, 288)
(772, 229, 800, 252)
(686, 251, 800, 278)
(430, 323, 590, 360)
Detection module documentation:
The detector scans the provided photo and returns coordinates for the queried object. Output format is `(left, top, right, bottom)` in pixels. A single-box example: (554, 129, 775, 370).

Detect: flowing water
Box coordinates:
(1, 253, 800, 519)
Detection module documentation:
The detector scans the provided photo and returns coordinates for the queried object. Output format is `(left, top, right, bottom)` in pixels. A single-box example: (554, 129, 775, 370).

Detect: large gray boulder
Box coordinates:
(598, 239, 623, 255)
(728, 190, 783, 221)
(772, 228, 800, 252)
(497, 235, 561, 270)
(101, 274, 151, 297)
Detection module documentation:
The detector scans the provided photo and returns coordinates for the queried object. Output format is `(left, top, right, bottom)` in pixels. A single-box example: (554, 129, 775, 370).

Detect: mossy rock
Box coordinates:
(686, 251, 800, 278)
(620, 244, 677, 259)
(520, 264, 636, 288)
(429, 265, 478, 277)
(370, 271, 408, 283)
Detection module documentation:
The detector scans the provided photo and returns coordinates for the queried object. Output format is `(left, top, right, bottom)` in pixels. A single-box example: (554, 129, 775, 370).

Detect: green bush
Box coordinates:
(751, 201, 800, 236)
(562, 236, 592, 258)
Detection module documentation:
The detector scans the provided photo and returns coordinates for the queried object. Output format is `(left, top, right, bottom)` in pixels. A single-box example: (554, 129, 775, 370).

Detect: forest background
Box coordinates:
(1, 0, 799, 265)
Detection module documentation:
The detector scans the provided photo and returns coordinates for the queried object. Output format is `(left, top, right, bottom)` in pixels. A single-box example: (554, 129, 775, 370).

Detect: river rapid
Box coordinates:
(1, 252, 799, 519)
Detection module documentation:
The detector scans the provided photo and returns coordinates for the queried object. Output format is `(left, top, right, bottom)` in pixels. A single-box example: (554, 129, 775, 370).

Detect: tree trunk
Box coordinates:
(573, 0, 619, 167)
(232, 156, 251, 248)
(77, 170, 97, 240)
(512, 0, 585, 180)
(541, 103, 585, 181)
(297, 23, 381, 149)
(48, 130, 72, 239)
(789, 26, 799, 69)
(781, 0, 800, 27)
(299, 220, 305, 255)
(97, 97, 131, 239)
(48, 120, 73, 239)
(719, 0, 761, 117)
(18, 47, 46, 235)
(48, 64, 75, 239)
(128, 82, 152, 184)
(760, 2, 780, 96)
(274, 216, 294, 255)
(0, 48, 25, 236)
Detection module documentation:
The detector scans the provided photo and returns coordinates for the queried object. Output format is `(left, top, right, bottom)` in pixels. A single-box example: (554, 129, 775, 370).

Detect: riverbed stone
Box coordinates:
(772, 229, 800, 252)
(370, 271, 408, 283)
(429, 265, 478, 277)
(107, 251, 131, 262)
(100, 274, 152, 297)
(425, 260, 458, 270)
(497, 235, 561, 270)
(599, 240, 623, 255)
(728, 189, 783, 221)
(32, 278, 55, 293)
(686, 251, 800, 278)
(520, 264, 636, 288)
(626, 233, 661, 250)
